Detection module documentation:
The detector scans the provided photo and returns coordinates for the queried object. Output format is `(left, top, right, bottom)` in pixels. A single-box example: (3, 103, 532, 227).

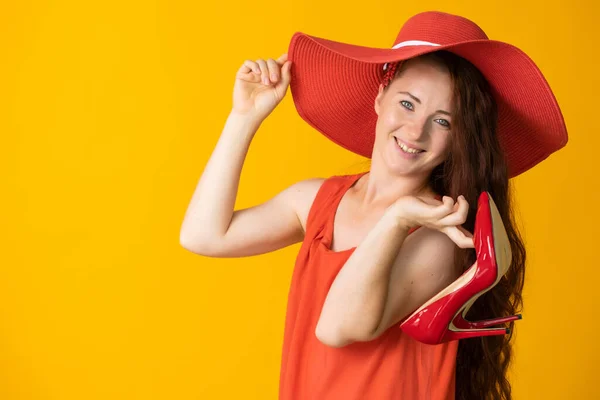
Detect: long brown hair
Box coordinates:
(388, 51, 527, 399)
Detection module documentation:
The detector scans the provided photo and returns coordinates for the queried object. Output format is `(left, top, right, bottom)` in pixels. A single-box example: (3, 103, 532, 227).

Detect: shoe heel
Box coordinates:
(444, 327, 510, 341)
(468, 314, 521, 329)
(455, 313, 522, 329)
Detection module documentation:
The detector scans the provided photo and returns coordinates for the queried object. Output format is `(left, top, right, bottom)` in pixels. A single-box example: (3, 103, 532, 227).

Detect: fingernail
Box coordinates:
(271, 73, 278, 81)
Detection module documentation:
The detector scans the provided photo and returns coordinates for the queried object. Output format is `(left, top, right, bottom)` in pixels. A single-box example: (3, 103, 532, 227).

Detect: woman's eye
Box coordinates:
(435, 119, 451, 128)
(400, 100, 413, 110)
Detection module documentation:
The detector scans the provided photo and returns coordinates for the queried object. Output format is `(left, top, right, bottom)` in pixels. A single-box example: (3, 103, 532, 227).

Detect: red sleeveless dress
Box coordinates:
(279, 172, 458, 400)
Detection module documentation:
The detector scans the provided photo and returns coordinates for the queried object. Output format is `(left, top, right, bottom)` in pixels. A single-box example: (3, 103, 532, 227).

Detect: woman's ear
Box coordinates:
(374, 84, 385, 115)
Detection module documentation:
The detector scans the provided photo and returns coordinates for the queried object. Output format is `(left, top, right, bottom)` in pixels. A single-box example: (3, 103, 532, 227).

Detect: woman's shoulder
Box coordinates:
(286, 176, 326, 211)
(288, 173, 359, 207)
(287, 173, 355, 198)
(286, 173, 358, 233)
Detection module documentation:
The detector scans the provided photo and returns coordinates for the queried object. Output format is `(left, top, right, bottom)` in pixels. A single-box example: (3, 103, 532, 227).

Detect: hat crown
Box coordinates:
(394, 11, 488, 47)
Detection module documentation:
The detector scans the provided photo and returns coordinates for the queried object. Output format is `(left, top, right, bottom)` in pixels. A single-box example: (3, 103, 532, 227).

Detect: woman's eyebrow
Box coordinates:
(398, 91, 451, 116)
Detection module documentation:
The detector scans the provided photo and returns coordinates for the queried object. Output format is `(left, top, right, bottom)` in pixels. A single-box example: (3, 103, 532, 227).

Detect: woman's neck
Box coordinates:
(355, 168, 438, 212)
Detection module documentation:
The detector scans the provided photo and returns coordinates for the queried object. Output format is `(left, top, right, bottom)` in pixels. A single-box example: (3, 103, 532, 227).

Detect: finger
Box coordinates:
(239, 65, 252, 74)
(266, 58, 279, 83)
(441, 195, 455, 211)
(429, 196, 455, 219)
(236, 69, 261, 83)
(276, 53, 288, 65)
(241, 60, 260, 75)
(443, 226, 475, 249)
(276, 60, 292, 89)
(235, 70, 260, 83)
(237, 62, 261, 82)
(437, 212, 467, 227)
(456, 225, 474, 239)
(456, 195, 469, 214)
(418, 196, 443, 206)
(437, 196, 469, 226)
(256, 59, 270, 85)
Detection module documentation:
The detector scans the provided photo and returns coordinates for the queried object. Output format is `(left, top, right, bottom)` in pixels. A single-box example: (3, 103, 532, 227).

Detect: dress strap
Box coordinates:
(304, 172, 367, 241)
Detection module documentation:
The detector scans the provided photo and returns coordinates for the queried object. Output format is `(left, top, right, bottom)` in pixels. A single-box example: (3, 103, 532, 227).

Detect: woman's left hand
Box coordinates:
(391, 195, 474, 249)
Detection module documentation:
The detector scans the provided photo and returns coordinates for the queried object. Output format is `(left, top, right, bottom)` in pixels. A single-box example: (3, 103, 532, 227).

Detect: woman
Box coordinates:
(180, 11, 567, 400)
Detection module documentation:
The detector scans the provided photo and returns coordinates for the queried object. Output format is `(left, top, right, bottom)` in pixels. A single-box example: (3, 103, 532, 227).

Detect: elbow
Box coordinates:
(179, 231, 200, 253)
(315, 320, 366, 348)
(315, 323, 347, 348)
(179, 232, 219, 256)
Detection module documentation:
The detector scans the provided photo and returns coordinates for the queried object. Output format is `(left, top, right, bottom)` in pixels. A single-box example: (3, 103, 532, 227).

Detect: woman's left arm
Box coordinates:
(315, 196, 473, 347)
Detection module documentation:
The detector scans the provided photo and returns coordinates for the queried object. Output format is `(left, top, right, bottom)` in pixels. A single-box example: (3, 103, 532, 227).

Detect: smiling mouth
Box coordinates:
(394, 137, 425, 154)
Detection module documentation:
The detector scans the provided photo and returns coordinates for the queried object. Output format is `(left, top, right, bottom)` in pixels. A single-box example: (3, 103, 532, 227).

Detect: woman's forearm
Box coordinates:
(179, 112, 262, 248)
(316, 203, 410, 344)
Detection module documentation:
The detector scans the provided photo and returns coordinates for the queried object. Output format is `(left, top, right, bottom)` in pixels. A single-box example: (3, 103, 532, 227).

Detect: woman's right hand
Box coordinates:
(232, 53, 292, 123)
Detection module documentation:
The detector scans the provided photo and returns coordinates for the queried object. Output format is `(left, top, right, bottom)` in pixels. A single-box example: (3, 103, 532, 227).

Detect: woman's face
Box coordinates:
(373, 57, 454, 178)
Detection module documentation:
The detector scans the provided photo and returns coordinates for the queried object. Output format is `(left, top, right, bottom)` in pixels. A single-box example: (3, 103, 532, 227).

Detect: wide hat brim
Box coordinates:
(287, 32, 568, 178)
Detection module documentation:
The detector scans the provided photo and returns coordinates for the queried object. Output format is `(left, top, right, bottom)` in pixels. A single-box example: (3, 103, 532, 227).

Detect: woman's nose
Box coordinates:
(405, 118, 429, 140)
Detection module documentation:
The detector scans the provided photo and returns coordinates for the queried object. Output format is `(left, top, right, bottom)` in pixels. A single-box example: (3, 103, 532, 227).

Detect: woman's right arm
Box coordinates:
(179, 54, 322, 257)
(179, 111, 324, 257)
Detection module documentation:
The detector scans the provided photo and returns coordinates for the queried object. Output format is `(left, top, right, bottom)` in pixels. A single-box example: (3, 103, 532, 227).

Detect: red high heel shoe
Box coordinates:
(399, 192, 521, 344)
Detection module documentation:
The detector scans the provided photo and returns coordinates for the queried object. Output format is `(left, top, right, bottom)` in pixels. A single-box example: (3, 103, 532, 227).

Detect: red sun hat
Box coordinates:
(287, 11, 568, 178)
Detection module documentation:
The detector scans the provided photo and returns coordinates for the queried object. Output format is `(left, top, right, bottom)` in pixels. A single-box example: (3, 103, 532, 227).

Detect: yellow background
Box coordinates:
(1, 0, 598, 399)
